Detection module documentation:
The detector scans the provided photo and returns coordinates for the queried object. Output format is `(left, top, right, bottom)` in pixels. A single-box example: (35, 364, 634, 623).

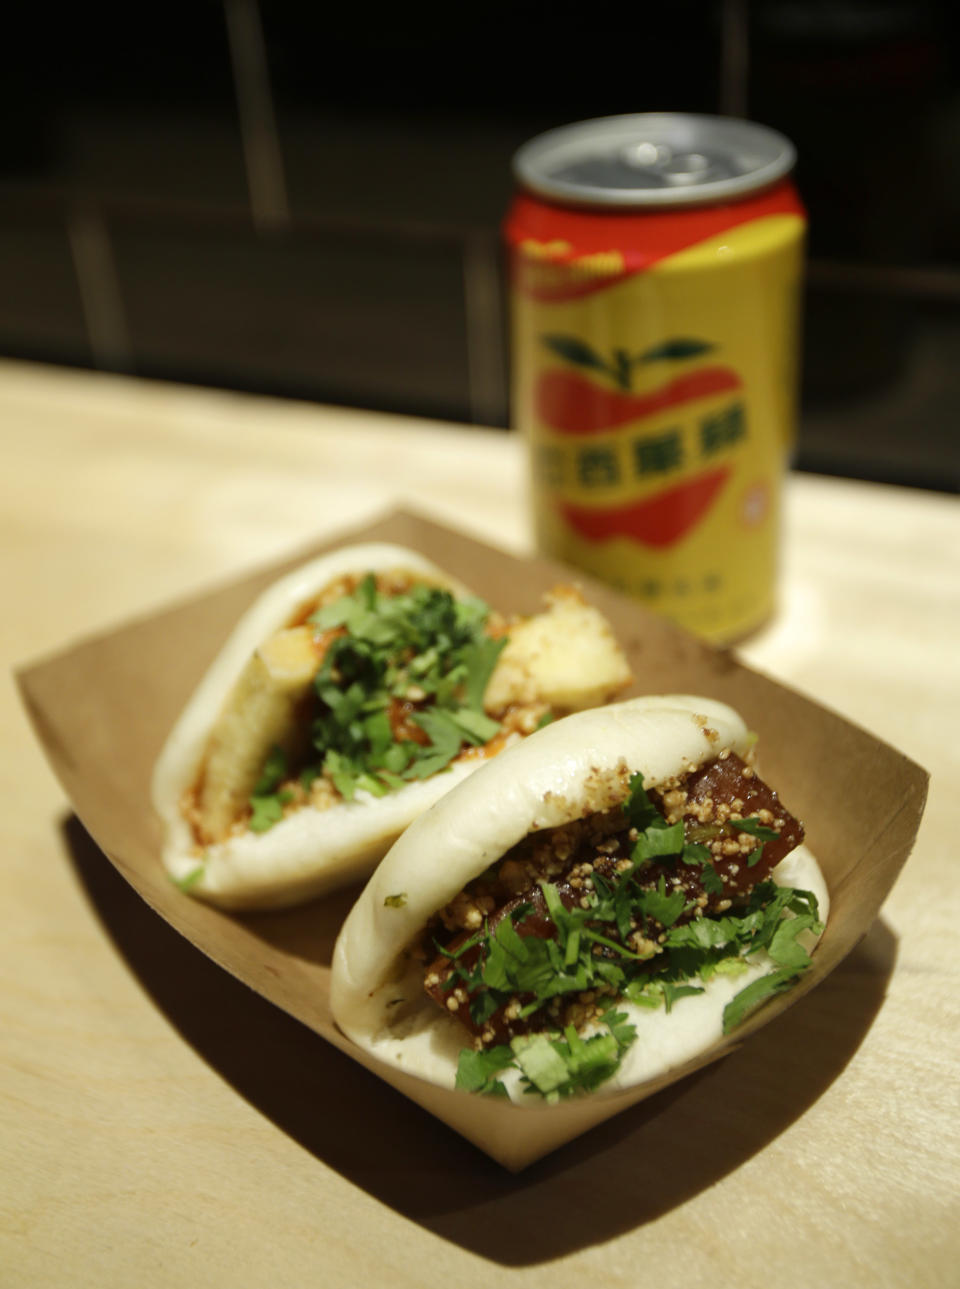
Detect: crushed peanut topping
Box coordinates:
(422, 750, 805, 1049)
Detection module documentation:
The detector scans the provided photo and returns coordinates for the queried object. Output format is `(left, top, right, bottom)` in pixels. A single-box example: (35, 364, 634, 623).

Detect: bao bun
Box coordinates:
(331, 695, 828, 1100)
(152, 544, 480, 910)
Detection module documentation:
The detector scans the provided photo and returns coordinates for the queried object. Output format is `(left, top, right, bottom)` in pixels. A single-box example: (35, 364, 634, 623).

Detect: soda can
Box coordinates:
(504, 113, 806, 643)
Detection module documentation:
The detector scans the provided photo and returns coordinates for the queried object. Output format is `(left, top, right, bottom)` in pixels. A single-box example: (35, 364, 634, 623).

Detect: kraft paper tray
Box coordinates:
(17, 508, 928, 1170)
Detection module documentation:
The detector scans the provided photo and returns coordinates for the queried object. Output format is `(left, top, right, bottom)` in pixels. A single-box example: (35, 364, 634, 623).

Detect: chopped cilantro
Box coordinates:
(634, 820, 685, 861)
(383, 893, 408, 909)
(522, 1014, 637, 1101)
(681, 842, 714, 866)
(600, 1006, 638, 1050)
(404, 709, 469, 779)
(253, 746, 287, 796)
(700, 862, 725, 896)
(448, 706, 502, 744)
(455, 1045, 513, 1096)
(461, 636, 508, 712)
(665, 915, 744, 953)
(623, 980, 665, 1009)
(722, 968, 802, 1033)
(661, 981, 705, 1013)
(443, 773, 821, 1102)
(434, 929, 483, 963)
(173, 864, 206, 891)
(483, 1011, 640, 1103)
(511, 1033, 571, 1099)
(448, 827, 821, 1099)
(636, 876, 686, 928)
(767, 912, 822, 970)
(623, 772, 661, 831)
(249, 578, 510, 827)
(734, 817, 781, 841)
(249, 794, 285, 832)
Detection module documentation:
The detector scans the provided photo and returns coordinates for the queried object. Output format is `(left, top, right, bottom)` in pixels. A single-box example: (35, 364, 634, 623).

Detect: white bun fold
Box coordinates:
(152, 543, 480, 910)
(331, 695, 829, 1100)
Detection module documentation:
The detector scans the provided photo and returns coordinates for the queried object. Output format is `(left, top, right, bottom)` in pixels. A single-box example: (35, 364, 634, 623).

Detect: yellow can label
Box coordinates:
(511, 211, 805, 642)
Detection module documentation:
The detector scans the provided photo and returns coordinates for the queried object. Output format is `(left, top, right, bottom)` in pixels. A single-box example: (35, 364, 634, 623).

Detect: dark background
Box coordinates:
(3, 0, 958, 491)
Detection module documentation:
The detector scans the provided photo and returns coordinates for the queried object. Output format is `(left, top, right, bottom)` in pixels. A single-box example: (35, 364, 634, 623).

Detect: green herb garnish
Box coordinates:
(454, 1045, 514, 1097)
(249, 579, 508, 827)
(249, 794, 285, 832)
(722, 968, 802, 1033)
(733, 816, 781, 841)
(172, 864, 206, 892)
(455, 1011, 638, 1103)
(450, 774, 821, 1100)
(252, 745, 287, 796)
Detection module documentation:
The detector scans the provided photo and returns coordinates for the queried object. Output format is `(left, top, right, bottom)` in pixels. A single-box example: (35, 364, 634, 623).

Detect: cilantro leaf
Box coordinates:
(252, 745, 287, 796)
(482, 914, 535, 991)
(300, 577, 508, 802)
(723, 968, 801, 1033)
(455, 1045, 514, 1096)
(624, 772, 661, 831)
(404, 709, 465, 778)
(461, 636, 508, 712)
(633, 820, 685, 863)
(600, 1007, 638, 1050)
(785, 887, 821, 921)
(767, 914, 822, 971)
(323, 749, 361, 801)
(172, 864, 206, 891)
(511, 1013, 636, 1102)
(511, 1033, 571, 1099)
(701, 862, 725, 896)
(661, 981, 705, 1013)
(665, 916, 743, 952)
(636, 876, 686, 928)
(734, 817, 781, 841)
(448, 706, 502, 744)
(249, 794, 285, 832)
(681, 842, 713, 866)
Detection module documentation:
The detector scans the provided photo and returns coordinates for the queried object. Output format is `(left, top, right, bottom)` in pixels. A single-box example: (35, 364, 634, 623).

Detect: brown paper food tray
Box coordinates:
(17, 508, 928, 1171)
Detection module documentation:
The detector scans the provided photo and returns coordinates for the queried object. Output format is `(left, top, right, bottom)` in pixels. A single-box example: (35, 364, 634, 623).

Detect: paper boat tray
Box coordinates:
(17, 509, 928, 1170)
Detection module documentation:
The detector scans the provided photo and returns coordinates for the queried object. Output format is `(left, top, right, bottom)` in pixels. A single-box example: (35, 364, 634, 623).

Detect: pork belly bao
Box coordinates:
(152, 543, 631, 910)
(330, 696, 829, 1102)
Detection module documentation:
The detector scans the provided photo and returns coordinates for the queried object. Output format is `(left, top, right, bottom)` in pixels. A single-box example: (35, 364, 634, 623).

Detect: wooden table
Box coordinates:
(3, 359, 957, 1287)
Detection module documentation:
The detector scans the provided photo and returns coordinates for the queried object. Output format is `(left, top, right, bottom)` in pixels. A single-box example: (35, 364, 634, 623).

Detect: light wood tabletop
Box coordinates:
(2, 358, 957, 1287)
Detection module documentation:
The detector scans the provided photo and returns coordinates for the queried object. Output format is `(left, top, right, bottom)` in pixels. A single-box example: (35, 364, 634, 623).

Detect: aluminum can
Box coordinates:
(504, 113, 806, 642)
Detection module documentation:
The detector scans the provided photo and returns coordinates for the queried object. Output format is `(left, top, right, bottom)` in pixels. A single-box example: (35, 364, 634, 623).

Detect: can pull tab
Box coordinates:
(619, 141, 672, 168)
(619, 142, 716, 186)
(661, 153, 711, 185)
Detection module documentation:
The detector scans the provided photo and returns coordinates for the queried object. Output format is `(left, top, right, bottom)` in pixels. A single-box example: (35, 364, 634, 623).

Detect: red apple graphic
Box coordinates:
(535, 337, 742, 549)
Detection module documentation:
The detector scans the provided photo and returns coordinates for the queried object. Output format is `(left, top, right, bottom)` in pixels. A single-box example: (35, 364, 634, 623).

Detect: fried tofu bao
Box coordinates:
(153, 543, 632, 909)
